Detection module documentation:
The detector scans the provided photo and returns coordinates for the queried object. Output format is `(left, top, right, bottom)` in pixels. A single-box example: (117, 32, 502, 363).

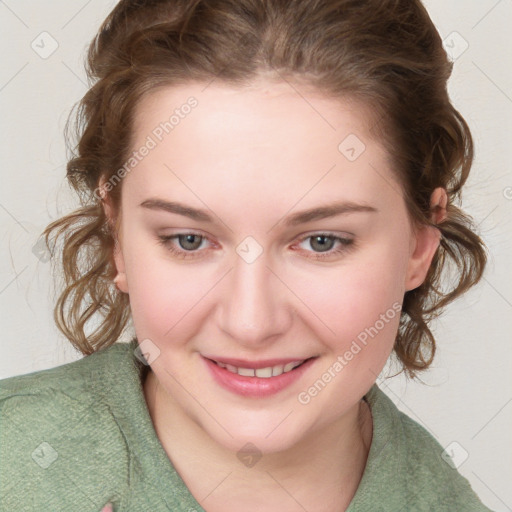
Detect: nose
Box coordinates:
(215, 250, 293, 348)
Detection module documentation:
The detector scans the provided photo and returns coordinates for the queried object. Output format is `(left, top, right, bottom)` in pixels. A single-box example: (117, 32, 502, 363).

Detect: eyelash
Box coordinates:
(157, 232, 355, 261)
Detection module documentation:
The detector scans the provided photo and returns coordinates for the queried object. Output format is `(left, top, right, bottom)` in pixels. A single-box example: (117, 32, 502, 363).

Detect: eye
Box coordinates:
(294, 233, 355, 260)
(158, 233, 212, 260)
(157, 231, 355, 261)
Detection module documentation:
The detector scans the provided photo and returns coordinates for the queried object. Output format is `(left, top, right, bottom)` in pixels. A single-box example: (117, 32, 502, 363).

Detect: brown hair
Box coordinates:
(44, 0, 486, 376)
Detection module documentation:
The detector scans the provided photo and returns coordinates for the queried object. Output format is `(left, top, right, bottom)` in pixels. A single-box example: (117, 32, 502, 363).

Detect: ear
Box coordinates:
(405, 187, 447, 292)
(99, 177, 129, 294)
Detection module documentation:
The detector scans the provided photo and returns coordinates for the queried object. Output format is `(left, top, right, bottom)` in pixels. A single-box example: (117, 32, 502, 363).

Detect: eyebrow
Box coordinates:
(139, 198, 378, 226)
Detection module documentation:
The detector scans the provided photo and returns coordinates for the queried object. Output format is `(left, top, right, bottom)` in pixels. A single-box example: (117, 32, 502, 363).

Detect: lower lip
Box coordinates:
(203, 356, 316, 398)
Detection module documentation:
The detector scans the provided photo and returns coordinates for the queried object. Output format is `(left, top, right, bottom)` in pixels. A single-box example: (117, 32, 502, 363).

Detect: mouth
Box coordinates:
(202, 355, 318, 397)
(207, 358, 312, 378)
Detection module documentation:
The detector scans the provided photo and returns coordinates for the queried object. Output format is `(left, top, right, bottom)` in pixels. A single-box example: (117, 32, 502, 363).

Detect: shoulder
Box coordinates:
(398, 409, 481, 509)
(358, 384, 493, 512)
(0, 341, 133, 418)
(0, 342, 140, 510)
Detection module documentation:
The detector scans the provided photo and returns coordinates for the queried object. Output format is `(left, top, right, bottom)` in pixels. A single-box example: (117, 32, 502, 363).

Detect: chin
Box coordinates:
(196, 408, 316, 457)
(217, 430, 302, 458)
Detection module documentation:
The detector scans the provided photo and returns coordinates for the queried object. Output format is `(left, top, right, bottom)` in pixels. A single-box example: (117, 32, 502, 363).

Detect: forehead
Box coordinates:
(133, 79, 379, 151)
(125, 81, 400, 219)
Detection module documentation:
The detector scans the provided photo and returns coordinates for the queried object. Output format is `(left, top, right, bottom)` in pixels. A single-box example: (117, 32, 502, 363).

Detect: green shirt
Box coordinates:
(0, 340, 492, 511)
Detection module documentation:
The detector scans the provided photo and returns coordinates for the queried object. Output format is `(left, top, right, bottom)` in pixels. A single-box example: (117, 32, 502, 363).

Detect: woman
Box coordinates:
(0, 0, 493, 510)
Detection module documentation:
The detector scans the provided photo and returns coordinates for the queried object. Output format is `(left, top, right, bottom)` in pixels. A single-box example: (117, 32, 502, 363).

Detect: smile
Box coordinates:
(213, 360, 305, 378)
(214, 359, 305, 379)
(203, 356, 317, 397)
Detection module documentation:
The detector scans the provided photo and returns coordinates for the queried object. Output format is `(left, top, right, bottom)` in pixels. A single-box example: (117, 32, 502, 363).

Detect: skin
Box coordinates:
(104, 79, 446, 512)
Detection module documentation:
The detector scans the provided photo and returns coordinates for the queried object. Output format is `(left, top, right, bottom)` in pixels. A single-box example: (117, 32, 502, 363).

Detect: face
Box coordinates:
(109, 80, 439, 454)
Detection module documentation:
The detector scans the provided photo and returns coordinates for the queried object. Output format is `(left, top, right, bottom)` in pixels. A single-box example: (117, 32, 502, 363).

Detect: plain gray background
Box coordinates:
(1, 1, 511, 510)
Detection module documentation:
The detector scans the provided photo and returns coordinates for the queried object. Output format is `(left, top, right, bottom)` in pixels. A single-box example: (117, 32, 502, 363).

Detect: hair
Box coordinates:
(44, 0, 486, 377)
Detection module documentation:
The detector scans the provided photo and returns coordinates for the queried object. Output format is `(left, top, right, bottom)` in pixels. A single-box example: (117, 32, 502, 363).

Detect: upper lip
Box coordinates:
(203, 355, 315, 369)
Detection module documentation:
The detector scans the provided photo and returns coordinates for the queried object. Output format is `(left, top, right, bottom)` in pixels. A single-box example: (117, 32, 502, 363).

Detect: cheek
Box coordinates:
(289, 248, 408, 411)
(290, 241, 409, 357)
(122, 241, 213, 340)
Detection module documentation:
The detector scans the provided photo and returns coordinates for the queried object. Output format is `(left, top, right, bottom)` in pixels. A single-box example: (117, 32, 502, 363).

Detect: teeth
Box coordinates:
(255, 367, 273, 378)
(283, 362, 297, 372)
(238, 367, 255, 377)
(216, 360, 305, 378)
(271, 365, 284, 377)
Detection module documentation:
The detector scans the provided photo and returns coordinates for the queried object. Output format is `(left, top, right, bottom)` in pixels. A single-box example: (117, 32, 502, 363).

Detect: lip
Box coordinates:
(203, 355, 317, 398)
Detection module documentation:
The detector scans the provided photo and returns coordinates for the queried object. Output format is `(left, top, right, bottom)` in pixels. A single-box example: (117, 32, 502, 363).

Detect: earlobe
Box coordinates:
(111, 230, 129, 294)
(112, 243, 129, 294)
(404, 187, 447, 291)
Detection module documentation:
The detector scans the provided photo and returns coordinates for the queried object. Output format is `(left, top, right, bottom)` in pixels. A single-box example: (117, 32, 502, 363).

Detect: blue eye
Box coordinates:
(158, 233, 211, 260)
(295, 233, 354, 260)
(157, 232, 355, 261)
(175, 234, 203, 251)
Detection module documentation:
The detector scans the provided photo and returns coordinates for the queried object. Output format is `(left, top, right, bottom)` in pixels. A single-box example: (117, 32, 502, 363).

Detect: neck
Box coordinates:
(144, 369, 373, 512)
